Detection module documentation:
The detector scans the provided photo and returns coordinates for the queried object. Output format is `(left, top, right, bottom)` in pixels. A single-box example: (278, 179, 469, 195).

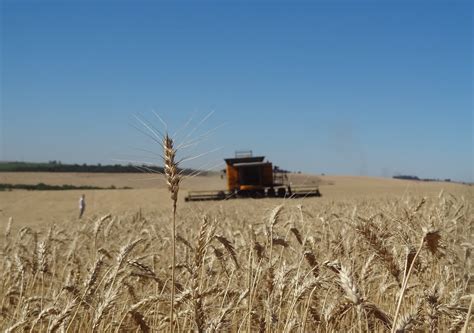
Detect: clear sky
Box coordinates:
(1, 0, 472, 181)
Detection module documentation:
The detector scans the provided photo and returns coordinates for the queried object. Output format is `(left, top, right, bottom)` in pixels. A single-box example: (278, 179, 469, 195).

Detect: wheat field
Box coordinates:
(1, 173, 473, 332)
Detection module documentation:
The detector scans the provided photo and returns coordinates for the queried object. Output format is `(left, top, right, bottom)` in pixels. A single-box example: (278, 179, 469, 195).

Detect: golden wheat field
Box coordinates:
(0, 172, 473, 332)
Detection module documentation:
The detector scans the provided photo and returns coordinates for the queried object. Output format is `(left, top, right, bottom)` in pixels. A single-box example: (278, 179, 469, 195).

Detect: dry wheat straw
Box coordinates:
(1, 188, 471, 332)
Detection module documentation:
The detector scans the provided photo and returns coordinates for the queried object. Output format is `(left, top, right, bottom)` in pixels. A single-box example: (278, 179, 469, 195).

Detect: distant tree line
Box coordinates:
(393, 175, 420, 181)
(0, 161, 200, 175)
(393, 175, 451, 182)
(0, 183, 132, 191)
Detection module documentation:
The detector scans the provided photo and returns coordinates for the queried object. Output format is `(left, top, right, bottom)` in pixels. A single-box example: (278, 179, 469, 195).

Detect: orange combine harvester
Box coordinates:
(185, 151, 321, 201)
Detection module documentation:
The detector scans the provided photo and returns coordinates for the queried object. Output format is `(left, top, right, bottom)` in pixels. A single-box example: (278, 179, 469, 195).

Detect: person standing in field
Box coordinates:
(79, 194, 86, 219)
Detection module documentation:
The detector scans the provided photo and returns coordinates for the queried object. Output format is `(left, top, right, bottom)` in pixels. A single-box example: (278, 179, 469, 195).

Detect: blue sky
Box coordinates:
(1, 0, 472, 181)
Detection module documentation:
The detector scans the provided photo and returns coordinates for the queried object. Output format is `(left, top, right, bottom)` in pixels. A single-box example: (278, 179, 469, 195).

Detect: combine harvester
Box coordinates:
(185, 151, 321, 201)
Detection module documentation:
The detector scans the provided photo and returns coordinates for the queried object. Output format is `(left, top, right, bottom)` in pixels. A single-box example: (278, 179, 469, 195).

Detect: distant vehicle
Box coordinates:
(185, 151, 321, 201)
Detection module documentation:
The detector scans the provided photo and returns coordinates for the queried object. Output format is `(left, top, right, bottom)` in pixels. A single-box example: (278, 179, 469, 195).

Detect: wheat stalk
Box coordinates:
(163, 133, 181, 333)
(5, 217, 12, 239)
(392, 229, 441, 333)
(461, 294, 473, 333)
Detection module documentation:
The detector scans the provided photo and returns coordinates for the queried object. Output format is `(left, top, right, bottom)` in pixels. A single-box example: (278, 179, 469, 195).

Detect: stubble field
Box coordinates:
(0, 172, 473, 332)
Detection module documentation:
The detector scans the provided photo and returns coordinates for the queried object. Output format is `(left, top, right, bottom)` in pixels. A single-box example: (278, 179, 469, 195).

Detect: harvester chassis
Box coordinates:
(185, 185, 321, 202)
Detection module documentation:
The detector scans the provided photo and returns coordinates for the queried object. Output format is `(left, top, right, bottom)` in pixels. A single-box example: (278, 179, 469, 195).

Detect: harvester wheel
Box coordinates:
(258, 189, 265, 197)
(277, 188, 286, 198)
(267, 188, 275, 197)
